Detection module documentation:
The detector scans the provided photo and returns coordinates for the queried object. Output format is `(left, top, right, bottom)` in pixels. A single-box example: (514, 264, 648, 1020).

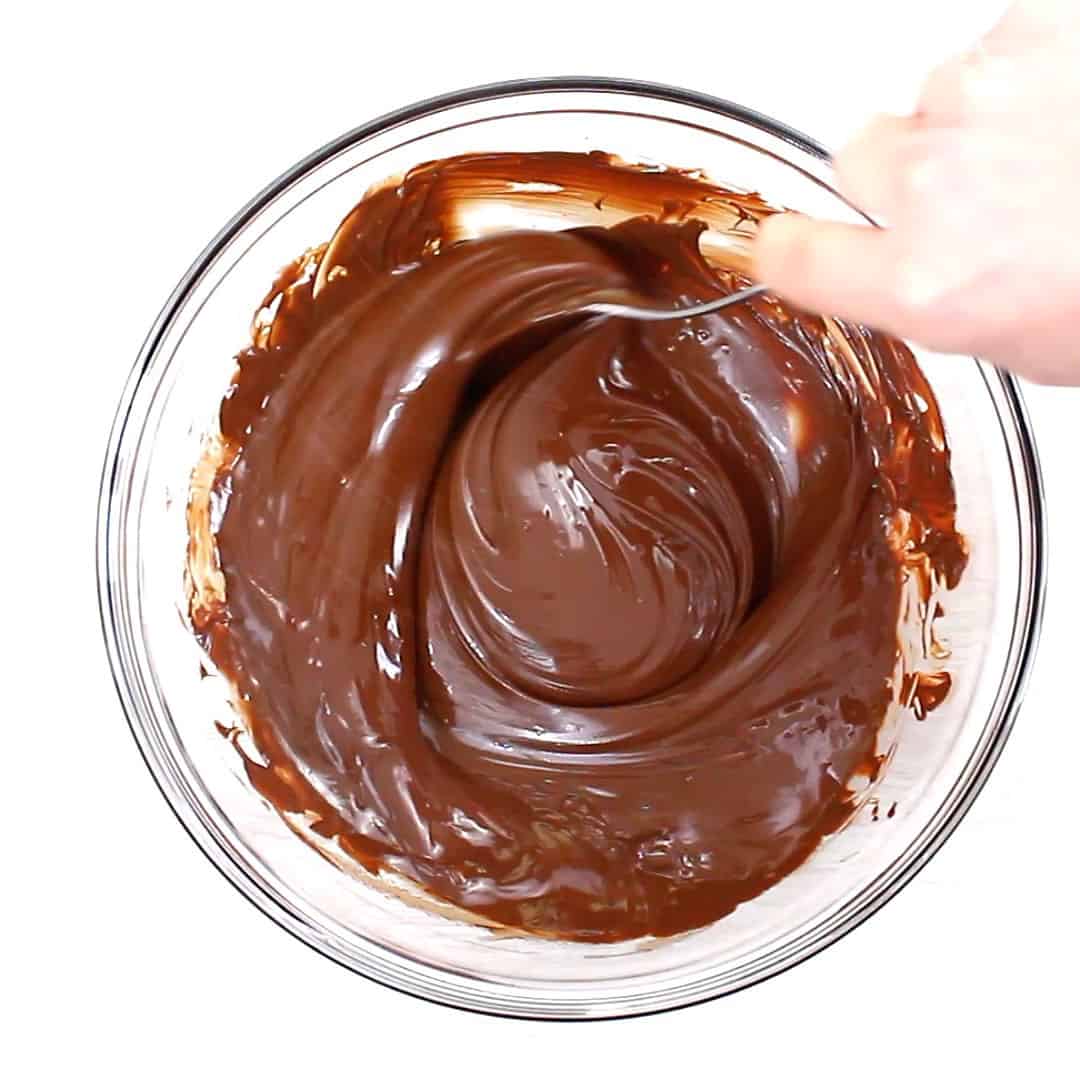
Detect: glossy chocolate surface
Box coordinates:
(189, 152, 965, 941)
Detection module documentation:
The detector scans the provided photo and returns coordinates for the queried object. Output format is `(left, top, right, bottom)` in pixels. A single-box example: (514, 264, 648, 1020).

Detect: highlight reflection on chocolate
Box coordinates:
(188, 152, 967, 942)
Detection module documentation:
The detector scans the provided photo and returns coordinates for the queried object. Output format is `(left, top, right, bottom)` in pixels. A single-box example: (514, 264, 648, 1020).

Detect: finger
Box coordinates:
(832, 113, 916, 219)
(753, 213, 907, 331)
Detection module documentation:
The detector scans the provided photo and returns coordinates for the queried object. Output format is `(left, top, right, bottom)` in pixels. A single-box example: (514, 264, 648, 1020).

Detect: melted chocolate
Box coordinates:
(189, 152, 966, 942)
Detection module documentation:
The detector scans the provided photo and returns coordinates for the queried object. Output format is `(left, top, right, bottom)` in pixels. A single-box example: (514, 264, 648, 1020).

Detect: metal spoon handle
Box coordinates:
(583, 283, 768, 322)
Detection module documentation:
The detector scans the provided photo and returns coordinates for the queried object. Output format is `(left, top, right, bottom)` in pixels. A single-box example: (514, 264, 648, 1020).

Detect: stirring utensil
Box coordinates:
(582, 283, 768, 322)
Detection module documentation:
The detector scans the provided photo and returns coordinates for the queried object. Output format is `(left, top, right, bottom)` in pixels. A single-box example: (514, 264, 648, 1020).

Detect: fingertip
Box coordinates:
(752, 212, 812, 293)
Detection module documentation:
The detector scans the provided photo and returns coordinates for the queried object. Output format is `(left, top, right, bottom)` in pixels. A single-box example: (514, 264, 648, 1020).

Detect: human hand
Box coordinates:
(754, 0, 1080, 384)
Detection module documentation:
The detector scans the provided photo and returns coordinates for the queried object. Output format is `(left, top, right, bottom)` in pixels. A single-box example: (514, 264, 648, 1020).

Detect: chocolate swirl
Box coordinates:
(190, 152, 966, 941)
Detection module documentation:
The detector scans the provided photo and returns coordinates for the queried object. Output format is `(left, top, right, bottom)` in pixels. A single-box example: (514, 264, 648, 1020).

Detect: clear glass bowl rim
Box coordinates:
(96, 76, 1048, 1021)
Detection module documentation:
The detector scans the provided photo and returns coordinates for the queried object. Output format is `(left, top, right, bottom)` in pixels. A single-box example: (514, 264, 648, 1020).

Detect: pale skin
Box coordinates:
(754, 0, 1080, 385)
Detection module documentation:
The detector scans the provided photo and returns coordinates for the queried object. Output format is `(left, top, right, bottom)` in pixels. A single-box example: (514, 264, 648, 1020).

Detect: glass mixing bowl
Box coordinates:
(97, 78, 1045, 1020)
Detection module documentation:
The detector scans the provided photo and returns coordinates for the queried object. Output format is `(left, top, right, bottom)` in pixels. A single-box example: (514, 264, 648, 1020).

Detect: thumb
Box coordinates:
(753, 212, 907, 331)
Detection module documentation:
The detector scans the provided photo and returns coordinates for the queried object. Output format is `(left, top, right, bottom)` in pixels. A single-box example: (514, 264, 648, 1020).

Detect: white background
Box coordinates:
(5, 1, 1078, 1075)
